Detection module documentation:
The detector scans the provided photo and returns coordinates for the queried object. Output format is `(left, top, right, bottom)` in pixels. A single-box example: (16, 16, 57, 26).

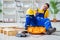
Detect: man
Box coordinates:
(19, 3, 56, 37)
(35, 3, 56, 34)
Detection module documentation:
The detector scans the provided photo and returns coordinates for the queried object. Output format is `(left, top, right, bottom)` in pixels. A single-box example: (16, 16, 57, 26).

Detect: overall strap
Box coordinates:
(44, 10, 47, 15)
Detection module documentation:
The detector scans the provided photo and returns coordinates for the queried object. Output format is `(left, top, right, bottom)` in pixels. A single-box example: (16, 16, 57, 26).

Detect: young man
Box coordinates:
(20, 3, 56, 36)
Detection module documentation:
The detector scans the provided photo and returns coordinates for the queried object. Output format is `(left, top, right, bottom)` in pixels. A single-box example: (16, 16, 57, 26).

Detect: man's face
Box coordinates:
(42, 4, 48, 10)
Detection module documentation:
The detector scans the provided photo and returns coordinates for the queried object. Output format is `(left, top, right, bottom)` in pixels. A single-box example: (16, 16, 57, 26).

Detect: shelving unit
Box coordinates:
(15, 0, 24, 23)
(15, 0, 33, 23)
(0, 0, 39, 23)
(3, 0, 16, 23)
(2, 0, 33, 23)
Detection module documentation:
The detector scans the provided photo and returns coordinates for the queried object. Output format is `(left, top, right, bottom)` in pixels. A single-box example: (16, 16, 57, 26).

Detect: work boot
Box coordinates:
(22, 30, 28, 33)
(19, 33, 27, 37)
(16, 31, 28, 37)
(46, 28, 56, 35)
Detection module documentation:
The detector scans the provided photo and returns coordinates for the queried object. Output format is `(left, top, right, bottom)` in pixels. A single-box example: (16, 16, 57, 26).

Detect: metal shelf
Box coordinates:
(3, 0, 16, 23)
(1, 0, 35, 23)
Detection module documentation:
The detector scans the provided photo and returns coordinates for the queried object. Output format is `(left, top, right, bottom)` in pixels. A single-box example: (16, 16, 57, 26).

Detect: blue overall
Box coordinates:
(36, 13, 52, 30)
(25, 15, 36, 29)
(44, 18, 52, 30)
(36, 13, 45, 26)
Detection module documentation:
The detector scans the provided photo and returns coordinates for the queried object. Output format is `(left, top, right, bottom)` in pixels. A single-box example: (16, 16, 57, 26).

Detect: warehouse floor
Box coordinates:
(0, 22, 60, 40)
(0, 31, 60, 40)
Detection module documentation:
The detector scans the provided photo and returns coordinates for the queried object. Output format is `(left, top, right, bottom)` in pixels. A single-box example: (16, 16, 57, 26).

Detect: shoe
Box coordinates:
(20, 33, 27, 37)
(46, 28, 56, 35)
(16, 32, 28, 37)
(22, 30, 28, 33)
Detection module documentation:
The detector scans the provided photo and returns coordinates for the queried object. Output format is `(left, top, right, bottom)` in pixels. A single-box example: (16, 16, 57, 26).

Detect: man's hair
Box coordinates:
(45, 3, 50, 8)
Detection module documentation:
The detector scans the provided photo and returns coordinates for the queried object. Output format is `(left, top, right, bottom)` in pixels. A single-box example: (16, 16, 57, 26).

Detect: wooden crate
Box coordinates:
(3, 28, 17, 36)
(0, 27, 4, 33)
(14, 28, 24, 31)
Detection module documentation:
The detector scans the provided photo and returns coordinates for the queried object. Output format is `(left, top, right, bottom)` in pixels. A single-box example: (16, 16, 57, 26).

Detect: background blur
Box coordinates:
(0, 0, 60, 31)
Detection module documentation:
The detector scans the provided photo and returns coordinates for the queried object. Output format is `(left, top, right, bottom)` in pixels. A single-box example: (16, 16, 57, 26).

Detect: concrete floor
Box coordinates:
(0, 22, 60, 40)
(0, 31, 60, 40)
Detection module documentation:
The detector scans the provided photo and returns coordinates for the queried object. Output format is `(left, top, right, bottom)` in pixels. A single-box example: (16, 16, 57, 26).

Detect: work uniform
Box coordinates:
(35, 8, 52, 30)
(25, 8, 36, 29)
